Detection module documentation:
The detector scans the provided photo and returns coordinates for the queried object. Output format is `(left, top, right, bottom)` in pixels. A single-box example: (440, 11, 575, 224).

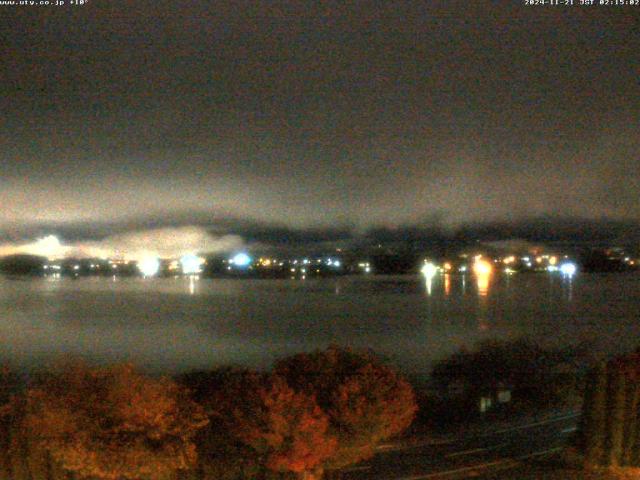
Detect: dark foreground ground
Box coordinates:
(337, 407, 638, 480)
(479, 456, 639, 480)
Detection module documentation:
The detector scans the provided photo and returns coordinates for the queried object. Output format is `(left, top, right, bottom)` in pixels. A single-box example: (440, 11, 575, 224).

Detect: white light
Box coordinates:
(180, 254, 204, 274)
(421, 261, 438, 278)
(230, 253, 251, 267)
(333, 260, 341, 267)
(560, 262, 577, 276)
(138, 257, 160, 277)
(365, 266, 371, 273)
(547, 265, 559, 272)
(459, 265, 467, 273)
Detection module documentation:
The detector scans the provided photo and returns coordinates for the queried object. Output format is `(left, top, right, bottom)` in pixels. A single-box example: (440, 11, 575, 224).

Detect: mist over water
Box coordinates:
(0, 273, 638, 375)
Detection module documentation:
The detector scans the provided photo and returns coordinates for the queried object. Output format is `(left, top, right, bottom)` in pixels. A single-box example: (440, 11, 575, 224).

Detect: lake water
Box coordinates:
(0, 273, 638, 375)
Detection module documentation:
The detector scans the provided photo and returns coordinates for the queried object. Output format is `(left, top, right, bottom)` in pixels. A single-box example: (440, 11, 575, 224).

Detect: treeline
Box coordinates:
(578, 351, 640, 468)
(0, 347, 417, 480)
(422, 339, 587, 427)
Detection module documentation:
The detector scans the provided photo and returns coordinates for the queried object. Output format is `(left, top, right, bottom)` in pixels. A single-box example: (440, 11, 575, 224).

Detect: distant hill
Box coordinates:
(0, 254, 46, 275)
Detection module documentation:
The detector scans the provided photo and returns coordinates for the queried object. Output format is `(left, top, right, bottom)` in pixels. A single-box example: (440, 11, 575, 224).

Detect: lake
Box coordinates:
(0, 272, 638, 375)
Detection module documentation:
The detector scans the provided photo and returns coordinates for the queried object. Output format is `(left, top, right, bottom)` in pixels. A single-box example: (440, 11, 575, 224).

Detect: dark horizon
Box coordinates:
(1, 214, 639, 261)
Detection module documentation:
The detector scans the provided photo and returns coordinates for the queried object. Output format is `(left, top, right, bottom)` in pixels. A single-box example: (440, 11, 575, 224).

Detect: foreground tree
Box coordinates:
(431, 339, 585, 415)
(275, 347, 418, 469)
(203, 370, 337, 479)
(15, 362, 208, 480)
(0, 366, 23, 478)
(579, 352, 640, 468)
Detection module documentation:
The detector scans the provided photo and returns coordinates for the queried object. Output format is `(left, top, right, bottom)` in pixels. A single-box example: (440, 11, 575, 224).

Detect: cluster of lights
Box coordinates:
(421, 260, 473, 277)
(358, 262, 372, 273)
(419, 254, 576, 279)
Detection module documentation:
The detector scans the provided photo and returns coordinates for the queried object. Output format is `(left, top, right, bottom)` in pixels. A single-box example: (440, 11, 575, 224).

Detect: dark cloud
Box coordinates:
(2, 212, 639, 259)
(1, 1, 638, 233)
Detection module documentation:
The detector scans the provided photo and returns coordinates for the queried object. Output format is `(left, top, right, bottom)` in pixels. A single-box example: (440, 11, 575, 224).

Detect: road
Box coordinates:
(338, 410, 580, 480)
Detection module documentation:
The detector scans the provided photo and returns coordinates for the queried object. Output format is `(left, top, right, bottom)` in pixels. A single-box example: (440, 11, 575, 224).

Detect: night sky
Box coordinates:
(1, 1, 639, 249)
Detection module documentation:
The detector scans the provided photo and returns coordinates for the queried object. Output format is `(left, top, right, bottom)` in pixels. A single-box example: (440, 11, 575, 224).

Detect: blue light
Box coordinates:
(180, 254, 204, 274)
(560, 262, 577, 276)
(231, 252, 251, 267)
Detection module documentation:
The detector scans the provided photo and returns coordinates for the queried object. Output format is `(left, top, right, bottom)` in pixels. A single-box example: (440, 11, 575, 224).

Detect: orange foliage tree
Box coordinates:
(274, 347, 418, 469)
(16, 362, 208, 480)
(205, 370, 337, 478)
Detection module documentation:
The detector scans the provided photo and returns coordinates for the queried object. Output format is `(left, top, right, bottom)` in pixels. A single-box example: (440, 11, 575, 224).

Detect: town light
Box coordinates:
(138, 257, 160, 277)
(473, 258, 493, 276)
(180, 254, 204, 274)
(230, 253, 251, 267)
(421, 261, 438, 278)
(560, 262, 577, 277)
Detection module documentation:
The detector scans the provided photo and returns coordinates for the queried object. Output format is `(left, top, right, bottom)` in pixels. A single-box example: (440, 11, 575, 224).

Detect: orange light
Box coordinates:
(473, 259, 493, 276)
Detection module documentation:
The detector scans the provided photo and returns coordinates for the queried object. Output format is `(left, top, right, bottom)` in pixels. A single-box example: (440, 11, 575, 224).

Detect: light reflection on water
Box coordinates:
(0, 273, 639, 375)
(475, 271, 491, 298)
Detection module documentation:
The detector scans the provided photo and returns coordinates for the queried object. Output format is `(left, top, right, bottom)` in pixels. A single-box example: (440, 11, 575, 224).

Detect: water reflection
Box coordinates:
(562, 275, 574, 301)
(421, 262, 438, 297)
(0, 274, 639, 377)
(474, 266, 492, 331)
(476, 271, 491, 297)
(424, 276, 433, 296)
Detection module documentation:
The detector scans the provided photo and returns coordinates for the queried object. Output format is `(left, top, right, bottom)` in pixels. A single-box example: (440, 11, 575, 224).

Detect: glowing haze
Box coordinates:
(1, 3, 638, 237)
(0, 227, 244, 261)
